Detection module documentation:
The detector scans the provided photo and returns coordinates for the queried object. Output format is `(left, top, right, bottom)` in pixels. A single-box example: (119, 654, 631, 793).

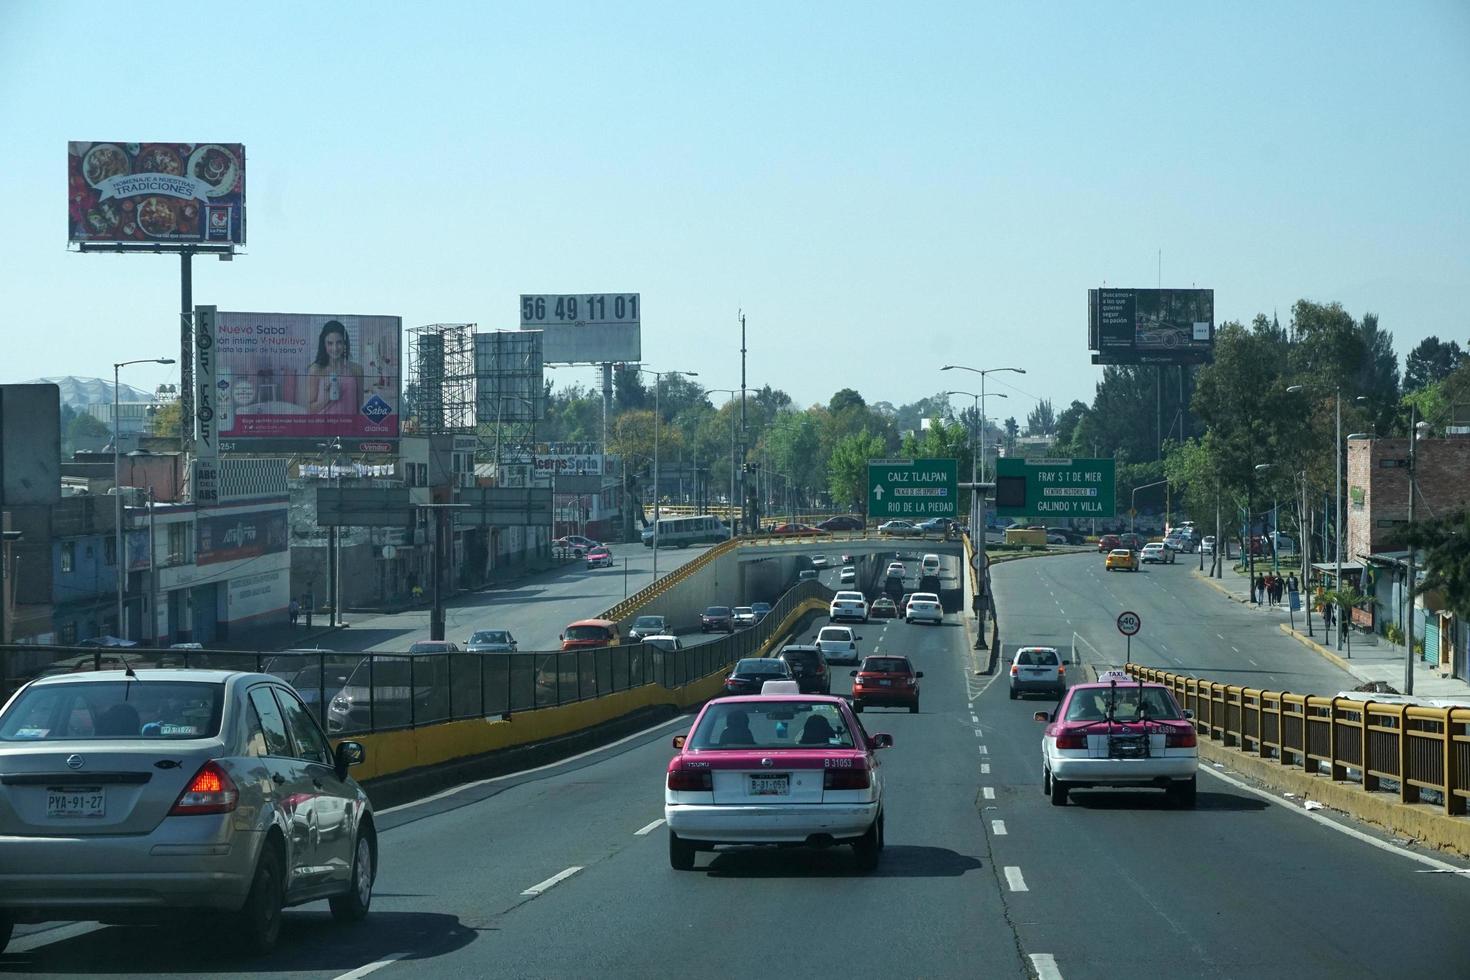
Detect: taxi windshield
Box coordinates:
(1065, 686, 1182, 722)
(692, 701, 854, 750)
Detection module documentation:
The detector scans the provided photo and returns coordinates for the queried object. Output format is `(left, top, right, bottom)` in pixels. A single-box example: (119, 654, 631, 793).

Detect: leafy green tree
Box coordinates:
(146, 401, 181, 439)
(612, 364, 649, 412)
(828, 388, 866, 414)
(1404, 336, 1465, 393)
(1403, 508, 1470, 617)
(1025, 398, 1056, 437)
(1003, 417, 1019, 455)
(1054, 400, 1089, 452)
(827, 430, 886, 512)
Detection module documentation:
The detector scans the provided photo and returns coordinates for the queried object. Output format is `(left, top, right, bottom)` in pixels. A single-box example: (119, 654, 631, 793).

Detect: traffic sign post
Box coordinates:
(867, 458, 959, 520)
(1116, 610, 1141, 662)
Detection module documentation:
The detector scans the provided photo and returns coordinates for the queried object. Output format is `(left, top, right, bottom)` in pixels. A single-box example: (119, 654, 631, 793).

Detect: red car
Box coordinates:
(850, 655, 923, 713)
(1097, 534, 1122, 553)
(769, 523, 827, 537)
(585, 546, 614, 568)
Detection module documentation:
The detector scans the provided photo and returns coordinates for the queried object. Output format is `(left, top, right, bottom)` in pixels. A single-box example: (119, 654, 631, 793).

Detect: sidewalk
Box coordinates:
(1191, 565, 1470, 701)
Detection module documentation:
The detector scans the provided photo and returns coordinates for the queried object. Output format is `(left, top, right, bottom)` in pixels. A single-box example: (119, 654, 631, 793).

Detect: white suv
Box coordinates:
(828, 591, 869, 623)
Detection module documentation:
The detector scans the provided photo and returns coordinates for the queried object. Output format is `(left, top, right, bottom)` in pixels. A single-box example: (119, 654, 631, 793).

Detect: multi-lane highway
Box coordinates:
(4, 551, 1468, 979)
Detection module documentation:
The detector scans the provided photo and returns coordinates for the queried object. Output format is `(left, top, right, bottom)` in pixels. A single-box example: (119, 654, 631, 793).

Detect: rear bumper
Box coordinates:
(0, 824, 261, 917)
(665, 802, 878, 843)
(1010, 677, 1064, 694)
(853, 687, 917, 705)
(1050, 756, 1197, 785)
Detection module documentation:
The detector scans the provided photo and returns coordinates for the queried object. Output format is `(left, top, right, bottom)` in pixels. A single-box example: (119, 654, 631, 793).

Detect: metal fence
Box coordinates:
(1126, 663, 1470, 817)
(0, 580, 831, 737)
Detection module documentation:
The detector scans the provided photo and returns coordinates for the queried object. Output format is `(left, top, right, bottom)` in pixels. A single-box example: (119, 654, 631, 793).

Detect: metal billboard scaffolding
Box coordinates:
(407, 323, 476, 434)
(474, 331, 545, 470)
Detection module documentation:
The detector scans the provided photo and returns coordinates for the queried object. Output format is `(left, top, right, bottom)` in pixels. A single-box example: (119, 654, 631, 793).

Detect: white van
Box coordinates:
(920, 554, 941, 577)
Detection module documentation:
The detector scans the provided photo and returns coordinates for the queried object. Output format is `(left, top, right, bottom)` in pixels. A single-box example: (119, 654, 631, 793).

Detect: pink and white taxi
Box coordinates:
(1035, 671, 1198, 808)
(665, 683, 892, 871)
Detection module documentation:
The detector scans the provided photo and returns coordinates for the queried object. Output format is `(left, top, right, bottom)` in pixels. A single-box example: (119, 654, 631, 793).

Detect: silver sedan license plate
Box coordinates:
(748, 775, 789, 796)
(48, 787, 105, 818)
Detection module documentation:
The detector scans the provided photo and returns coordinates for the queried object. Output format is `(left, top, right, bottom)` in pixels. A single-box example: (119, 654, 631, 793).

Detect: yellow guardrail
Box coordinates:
(1125, 663, 1470, 818)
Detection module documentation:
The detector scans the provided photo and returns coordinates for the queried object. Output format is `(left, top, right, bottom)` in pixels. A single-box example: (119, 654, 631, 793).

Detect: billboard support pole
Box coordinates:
(180, 251, 194, 453)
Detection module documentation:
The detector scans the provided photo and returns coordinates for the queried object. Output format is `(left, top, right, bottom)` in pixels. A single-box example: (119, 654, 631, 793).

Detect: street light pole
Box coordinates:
(636, 367, 698, 582)
(946, 389, 1007, 526)
(1289, 383, 1346, 648)
(113, 356, 174, 638)
(705, 388, 742, 534)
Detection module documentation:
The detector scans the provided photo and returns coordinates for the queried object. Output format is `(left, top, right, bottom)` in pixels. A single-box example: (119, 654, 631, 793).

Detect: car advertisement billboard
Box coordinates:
(1088, 288, 1214, 365)
(213, 311, 402, 454)
(68, 142, 245, 245)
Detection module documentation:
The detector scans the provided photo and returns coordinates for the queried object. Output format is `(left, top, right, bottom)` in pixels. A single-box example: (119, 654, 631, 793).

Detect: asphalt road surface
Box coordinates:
(5, 554, 1468, 979)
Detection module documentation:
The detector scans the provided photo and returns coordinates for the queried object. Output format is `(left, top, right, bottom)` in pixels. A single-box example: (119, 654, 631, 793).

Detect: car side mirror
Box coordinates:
(558, 633, 564, 641)
(856, 636, 864, 641)
(1182, 709, 1194, 720)
(915, 671, 924, 678)
(1033, 711, 1051, 723)
(334, 740, 366, 779)
(870, 733, 894, 750)
(849, 670, 858, 677)
(671, 734, 686, 749)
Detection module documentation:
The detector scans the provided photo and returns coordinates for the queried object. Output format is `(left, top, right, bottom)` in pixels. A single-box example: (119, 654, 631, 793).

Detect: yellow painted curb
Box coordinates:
(1198, 741, 1470, 859)
(1277, 622, 1354, 674)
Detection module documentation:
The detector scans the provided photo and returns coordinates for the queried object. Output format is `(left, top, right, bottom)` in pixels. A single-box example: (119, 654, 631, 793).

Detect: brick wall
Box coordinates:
(1347, 437, 1470, 561)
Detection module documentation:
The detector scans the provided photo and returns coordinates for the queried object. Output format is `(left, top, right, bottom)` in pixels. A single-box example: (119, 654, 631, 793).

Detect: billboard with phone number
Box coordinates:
(213, 311, 402, 454)
(68, 142, 245, 245)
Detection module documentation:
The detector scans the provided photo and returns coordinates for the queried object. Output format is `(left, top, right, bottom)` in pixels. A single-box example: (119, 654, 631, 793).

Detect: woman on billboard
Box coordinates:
(306, 319, 364, 415)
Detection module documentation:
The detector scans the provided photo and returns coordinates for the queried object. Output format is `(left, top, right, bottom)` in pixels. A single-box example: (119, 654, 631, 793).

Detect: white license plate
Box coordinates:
(47, 788, 105, 818)
(878, 679, 892, 686)
(748, 775, 789, 796)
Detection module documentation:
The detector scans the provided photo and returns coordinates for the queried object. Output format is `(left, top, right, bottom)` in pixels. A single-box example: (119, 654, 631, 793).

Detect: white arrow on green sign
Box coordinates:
(867, 458, 959, 519)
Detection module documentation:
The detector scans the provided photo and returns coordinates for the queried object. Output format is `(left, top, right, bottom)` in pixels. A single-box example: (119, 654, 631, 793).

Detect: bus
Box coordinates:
(641, 514, 732, 548)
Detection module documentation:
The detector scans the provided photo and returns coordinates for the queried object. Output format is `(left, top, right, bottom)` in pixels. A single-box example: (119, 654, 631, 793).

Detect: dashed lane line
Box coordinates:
(333, 953, 411, 980)
(1004, 866, 1029, 892)
(521, 866, 583, 897)
(983, 787, 995, 799)
(981, 763, 991, 774)
(978, 745, 989, 755)
(634, 818, 665, 836)
(992, 820, 1008, 836)
(1030, 953, 1064, 980)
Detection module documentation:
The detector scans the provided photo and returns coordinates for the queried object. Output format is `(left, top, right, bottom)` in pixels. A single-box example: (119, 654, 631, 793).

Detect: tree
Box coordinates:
(827, 430, 886, 511)
(1054, 400, 1089, 452)
(1025, 398, 1056, 437)
(828, 388, 866, 415)
(66, 411, 111, 454)
(1404, 508, 1470, 617)
(1404, 336, 1466, 393)
(612, 364, 650, 412)
(147, 401, 182, 439)
(1003, 417, 1019, 455)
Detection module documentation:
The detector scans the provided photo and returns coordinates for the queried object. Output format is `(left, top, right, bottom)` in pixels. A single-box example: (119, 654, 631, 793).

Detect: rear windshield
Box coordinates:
(0, 681, 225, 741)
(734, 659, 786, 674)
(692, 700, 853, 749)
(1064, 686, 1182, 722)
(1015, 649, 1059, 666)
(705, 607, 731, 616)
(565, 625, 613, 642)
(818, 628, 851, 641)
(863, 658, 911, 673)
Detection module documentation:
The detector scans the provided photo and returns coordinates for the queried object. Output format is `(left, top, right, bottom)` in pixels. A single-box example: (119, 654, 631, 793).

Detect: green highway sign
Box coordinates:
(867, 458, 958, 519)
(993, 457, 1116, 519)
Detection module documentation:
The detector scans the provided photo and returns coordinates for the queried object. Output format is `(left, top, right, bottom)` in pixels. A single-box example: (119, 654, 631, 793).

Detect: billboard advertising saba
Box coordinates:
(213, 312, 402, 454)
(1088, 288, 1214, 365)
(68, 142, 245, 245)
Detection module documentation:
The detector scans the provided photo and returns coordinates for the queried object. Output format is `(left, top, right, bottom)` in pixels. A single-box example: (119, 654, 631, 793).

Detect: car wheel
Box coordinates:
(909, 701, 918, 714)
(329, 829, 375, 923)
(669, 830, 696, 870)
(905, 617, 912, 624)
(1042, 767, 1051, 796)
(853, 817, 881, 872)
(0, 913, 12, 956)
(1169, 775, 1198, 809)
(852, 699, 863, 712)
(234, 842, 285, 955)
(1049, 774, 1069, 806)
(1009, 688, 1018, 700)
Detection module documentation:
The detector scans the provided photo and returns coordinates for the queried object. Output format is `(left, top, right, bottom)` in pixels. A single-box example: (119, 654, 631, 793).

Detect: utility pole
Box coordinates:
(1404, 406, 1419, 695)
(738, 310, 748, 535)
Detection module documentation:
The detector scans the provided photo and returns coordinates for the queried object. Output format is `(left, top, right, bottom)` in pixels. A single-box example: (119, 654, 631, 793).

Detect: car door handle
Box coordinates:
(271, 773, 286, 785)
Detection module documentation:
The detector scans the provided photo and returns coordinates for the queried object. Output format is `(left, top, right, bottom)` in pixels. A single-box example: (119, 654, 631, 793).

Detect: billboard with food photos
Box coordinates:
(68, 142, 246, 245)
(213, 312, 402, 454)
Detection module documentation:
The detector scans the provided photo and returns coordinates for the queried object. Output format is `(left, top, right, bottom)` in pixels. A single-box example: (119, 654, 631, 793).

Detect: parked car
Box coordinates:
(585, 546, 614, 569)
(1034, 672, 1198, 807)
(777, 644, 831, 694)
(850, 655, 922, 713)
(701, 606, 735, 633)
(0, 669, 375, 954)
(465, 629, 517, 652)
(719, 657, 792, 696)
(1008, 646, 1066, 699)
(665, 693, 891, 871)
(627, 615, 669, 643)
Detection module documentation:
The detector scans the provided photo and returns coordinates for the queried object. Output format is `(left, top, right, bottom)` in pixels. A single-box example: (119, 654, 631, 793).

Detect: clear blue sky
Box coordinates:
(3, 1, 1466, 418)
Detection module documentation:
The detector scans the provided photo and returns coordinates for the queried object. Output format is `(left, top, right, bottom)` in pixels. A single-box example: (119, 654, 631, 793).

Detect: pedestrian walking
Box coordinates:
(1252, 575, 1264, 604)
(1287, 573, 1299, 594)
(288, 598, 299, 627)
(1263, 574, 1275, 606)
(1272, 577, 1284, 606)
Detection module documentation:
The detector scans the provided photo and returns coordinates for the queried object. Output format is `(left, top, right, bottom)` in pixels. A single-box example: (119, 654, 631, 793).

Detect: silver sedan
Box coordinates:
(0, 668, 375, 955)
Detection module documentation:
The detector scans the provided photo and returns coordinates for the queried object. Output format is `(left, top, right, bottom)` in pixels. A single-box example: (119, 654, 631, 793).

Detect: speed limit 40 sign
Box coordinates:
(1116, 610, 1142, 636)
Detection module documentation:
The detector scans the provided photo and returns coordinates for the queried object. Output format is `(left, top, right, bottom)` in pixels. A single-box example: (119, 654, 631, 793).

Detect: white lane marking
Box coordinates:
(981, 763, 991, 774)
(1232, 646, 1240, 653)
(1004, 866, 1029, 892)
(521, 866, 583, 896)
(992, 819, 1008, 835)
(1030, 954, 1064, 980)
(3, 922, 106, 954)
(974, 728, 983, 737)
(971, 714, 979, 723)
(1217, 633, 1226, 640)
(983, 786, 995, 799)
(634, 818, 665, 836)
(978, 745, 988, 755)
(1199, 766, 1468, 872)
(333, 953, 411, 980)
(1248, 658, 1259, 667)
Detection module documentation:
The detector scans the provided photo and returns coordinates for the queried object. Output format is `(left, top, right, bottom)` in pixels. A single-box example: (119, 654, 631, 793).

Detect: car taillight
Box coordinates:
(667, 766, 712, 791)
(1055, 730, 1089, 750)
(823, 767, 871, 790)
(170, 760, 239, 815)
(1010, 664, 1019, 676)
(1056, 664, 1066, 675)
(904, 676, 917, 686)
(1166, 728, 1198, 748)
(814, 663, 825, 674)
